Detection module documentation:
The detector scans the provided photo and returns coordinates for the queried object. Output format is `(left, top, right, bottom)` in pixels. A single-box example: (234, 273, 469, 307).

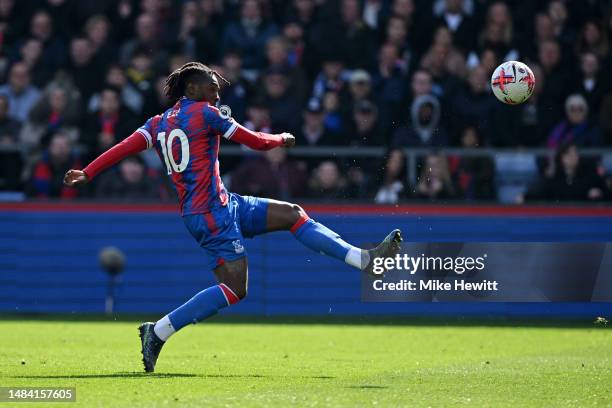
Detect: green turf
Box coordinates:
(0, 318, 610, 407)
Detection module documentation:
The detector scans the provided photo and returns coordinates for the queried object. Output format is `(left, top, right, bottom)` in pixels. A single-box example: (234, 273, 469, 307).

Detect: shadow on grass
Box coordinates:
(11, 372, 199, 379)
(346, 385, 388, 389)
(0, 313, 606, 328)
(11, 372, 336, 380)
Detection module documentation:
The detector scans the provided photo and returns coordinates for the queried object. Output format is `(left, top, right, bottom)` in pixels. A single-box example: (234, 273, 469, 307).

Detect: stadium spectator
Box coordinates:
(24, 84, 80, 148)
(17, 37, 53, 88)
(0, 93, 23, 191)
(27, 131, 81, 199)
(345, 69, 373, 110)
(192, 0, 223, 64)
(414, 153, 456, 200)
(217, 52, 249, 123)
(0, 0, 609, 203)
(125, 48, 157, 115)
(95, 155, 160, 200)
(569, 52, 608, 116)
(81, 87, 137, 163)
(450, 65, 495, 142)
(0, 62, 41, 123)
(307, 160, 347, 199)
(28, 10, 67, 73)
(434, 0, 476, 53)
(449, 126, 495, 200)
(600, 93, 612, 145)
(260, 67, 300, 133)
(0, 94, 20, 144)
(84, 14, 114, 65)
(222, 0, 278, 71)
(526, 143, 606, 202)
(372, 43, 407, 132)
(375, 149, 405, 204)
(231, 148, 308, 199)
(391, 94, 448, 148)
(88, 65, 144, 117)
(548, 94, 602, 149)
(575, 19, 609, 62)
(311, 54, 349, 100)
(297, 98, 342, 147)
(66, 36, 103, 102)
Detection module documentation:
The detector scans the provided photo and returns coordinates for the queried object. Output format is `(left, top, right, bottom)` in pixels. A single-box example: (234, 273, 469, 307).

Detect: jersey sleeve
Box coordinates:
(204, 105, 238, 139)
(135, 117, 155, 149)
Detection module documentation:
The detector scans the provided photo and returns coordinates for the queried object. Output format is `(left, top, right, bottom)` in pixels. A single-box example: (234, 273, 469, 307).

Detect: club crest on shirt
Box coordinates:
(232, 239, 244, 254)
(219, 105, 232, 120)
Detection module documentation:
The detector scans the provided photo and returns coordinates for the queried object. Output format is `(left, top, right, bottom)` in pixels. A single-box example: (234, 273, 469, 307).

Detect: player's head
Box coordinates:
(164, 61, 229, 104)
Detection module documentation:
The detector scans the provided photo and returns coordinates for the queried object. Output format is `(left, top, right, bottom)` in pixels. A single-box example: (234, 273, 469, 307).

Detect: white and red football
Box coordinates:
(490, 61, 535, 105)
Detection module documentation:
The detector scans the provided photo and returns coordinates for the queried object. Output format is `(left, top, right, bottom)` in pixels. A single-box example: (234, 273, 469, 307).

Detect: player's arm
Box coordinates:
(64, 130, 149, 187)
(226, 122, 295, 150)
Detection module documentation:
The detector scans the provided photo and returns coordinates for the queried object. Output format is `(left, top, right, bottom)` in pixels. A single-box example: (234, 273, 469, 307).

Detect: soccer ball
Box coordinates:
(490, 61, 535, 104)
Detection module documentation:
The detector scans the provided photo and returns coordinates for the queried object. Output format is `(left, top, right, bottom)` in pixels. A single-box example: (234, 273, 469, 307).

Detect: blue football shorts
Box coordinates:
(182, 193, 269, 271)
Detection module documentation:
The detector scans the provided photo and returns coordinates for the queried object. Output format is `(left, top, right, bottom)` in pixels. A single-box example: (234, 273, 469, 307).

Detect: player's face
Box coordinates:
(202, 77, 221, 105)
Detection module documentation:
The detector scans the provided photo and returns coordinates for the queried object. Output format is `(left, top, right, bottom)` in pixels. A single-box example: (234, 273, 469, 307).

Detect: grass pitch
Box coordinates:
(0, 317, 610, 407)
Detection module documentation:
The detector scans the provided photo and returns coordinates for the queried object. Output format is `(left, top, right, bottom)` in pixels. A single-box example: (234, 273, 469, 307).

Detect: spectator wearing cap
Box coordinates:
(95, 155, 161, 200)
(260, 67, 300, 133)
(344, 100, 385, 198)
(349, 100, 384, 146)
(347, 70, 373, 105)
(297, 98, 344, 147)
(548, 94, 602, 149)
(27, 131, 82, 199)
(222, 0, 278, 70)
(0, 63, 41, 124)
(341, 69, 372, 122)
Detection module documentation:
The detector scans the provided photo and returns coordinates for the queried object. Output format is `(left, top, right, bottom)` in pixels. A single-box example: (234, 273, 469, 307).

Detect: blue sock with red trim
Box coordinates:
(153, 284, 239, 341)
(291, 215, 366, 269)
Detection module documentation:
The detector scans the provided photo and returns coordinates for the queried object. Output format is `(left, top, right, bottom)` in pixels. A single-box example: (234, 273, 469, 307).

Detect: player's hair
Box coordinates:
(164, 62, 230, 102)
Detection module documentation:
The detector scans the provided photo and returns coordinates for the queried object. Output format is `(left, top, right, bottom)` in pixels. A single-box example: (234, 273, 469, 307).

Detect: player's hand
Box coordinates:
(281, 133, 295, 148)
(63, 169, 89, 187)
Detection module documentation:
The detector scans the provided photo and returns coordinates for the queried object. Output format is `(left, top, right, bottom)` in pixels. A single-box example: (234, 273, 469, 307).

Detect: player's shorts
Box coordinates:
(182, 193, 269, 271)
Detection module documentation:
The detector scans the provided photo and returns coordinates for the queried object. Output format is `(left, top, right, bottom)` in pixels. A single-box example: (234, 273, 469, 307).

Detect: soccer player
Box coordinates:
(64, 62, 402, 372)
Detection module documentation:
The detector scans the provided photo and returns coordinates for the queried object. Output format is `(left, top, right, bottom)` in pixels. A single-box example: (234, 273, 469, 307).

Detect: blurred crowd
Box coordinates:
(1, 0, 612, 203)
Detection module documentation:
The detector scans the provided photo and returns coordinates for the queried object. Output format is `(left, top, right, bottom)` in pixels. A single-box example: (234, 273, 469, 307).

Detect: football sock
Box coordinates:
(291, 215, 369, 269)
(154, 284, 239, 341)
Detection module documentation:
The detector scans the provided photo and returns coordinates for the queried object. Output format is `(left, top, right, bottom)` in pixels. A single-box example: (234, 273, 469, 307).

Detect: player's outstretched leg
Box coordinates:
(266, 200, 402, 275)
(139, 258, 247, 372)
